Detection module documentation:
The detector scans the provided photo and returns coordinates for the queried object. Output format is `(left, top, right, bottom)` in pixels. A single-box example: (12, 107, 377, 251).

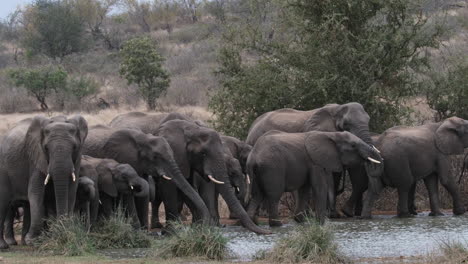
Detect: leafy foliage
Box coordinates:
(119, 36, 170, 110)
(210, 0, 443, 138)
(22, 0, 88, 59)
(426, 62, 468, 121)
(67, 75, 100, 103)
(8, 66, 67, 110)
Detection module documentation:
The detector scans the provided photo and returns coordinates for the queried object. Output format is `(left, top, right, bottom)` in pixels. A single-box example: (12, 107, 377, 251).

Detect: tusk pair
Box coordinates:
(246, 174, 251, 185)
(208, 175, 224, 184)
(44, 173, 50, 185)
(162, 175, 172, 181)
(368, 157, 381, 164)
(372, 145, 381, 154)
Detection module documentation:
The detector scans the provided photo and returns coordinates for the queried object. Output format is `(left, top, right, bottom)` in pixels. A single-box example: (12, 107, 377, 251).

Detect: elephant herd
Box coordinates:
(0, 102, 467, 249)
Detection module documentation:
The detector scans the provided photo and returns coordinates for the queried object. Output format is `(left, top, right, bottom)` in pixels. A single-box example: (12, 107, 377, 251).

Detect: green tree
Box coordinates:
(426, 62, 468, 121)
(8, 66, 67, 110)
(210, 0, 443, 139)
(119, 36, 170, 110)
(22, 0, 88, 60)
(67, 75, 99, 104)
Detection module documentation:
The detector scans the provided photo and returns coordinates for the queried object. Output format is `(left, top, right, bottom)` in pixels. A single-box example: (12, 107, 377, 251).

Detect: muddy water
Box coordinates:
(225, 213, 468, 261)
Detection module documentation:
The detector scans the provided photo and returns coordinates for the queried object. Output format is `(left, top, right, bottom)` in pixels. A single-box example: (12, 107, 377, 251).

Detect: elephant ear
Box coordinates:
(304, 107, 337, 132)
(104, 129, 146, 167)
(67, 115, 88, 145)
(96, 160, 118, 197)
(305, 133, 343, 172)
(25, 116, 52, 175)
(435, 118, 465, 155)
(157, 120, 191, 176)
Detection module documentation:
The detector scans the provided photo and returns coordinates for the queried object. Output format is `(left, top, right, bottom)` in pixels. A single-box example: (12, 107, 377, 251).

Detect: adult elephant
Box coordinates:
(79, 155, 150, 227)
(0, 115, 88, 249)
(157, 119, 269, 234)
(83, 125, 212, 228)
(247, 130, 381, 226)
(246, 102, 383, 217)
(362, 117, 468, 218)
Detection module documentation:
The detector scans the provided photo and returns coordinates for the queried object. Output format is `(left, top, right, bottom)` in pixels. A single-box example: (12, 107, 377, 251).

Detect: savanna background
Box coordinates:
(0, 0, 467, 219)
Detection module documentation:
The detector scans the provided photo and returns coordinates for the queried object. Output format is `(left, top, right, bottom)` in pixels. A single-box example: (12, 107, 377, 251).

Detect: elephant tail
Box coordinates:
(458, 152, 468, 184)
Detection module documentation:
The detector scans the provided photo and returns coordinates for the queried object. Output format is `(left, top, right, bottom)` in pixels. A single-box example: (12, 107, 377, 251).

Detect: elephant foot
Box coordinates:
(341, 206, 354, 218)
(429, 211, 444, 216)
(0, 239, 9, 250)
(329, 210, 342, 219)
(5, 237, 17, 246)
(453, 207, 466, 216)
(269, 218, 282, 227)
(397, 212, 414, 218)
(409, 209, 418, 216)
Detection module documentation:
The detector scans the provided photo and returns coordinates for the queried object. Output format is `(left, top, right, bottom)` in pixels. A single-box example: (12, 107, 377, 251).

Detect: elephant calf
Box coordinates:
(247, 130, 381, 226)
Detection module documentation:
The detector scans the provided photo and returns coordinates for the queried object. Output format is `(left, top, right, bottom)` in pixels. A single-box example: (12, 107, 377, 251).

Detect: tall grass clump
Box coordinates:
(156, 222, 228, 260)
(427, 239, 468, 263)
(90, 209, 152, 249)
(35, 215, 95, 256)
(265, 219, 346, 263)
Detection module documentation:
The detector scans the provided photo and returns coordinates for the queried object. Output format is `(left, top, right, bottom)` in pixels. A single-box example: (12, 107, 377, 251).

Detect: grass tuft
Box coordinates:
(426, 239, 468, 263)
(35, 210, 152, 256)
(155, 222, 228, 260)
(265, 218, 346, 263)
(36, 215, 95, 256)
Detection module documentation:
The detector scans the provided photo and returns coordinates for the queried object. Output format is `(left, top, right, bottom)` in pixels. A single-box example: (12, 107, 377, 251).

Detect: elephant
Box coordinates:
(82, 124, 212, 229)
(109, 111, 184, 133)
(245, 102, 383, 217)
(155, 119, 269, 234)
(75, 176, 97, 228)
(247, 130, 381, 226)
(80, 155, 149, 227)
(221, 135, 252, 175)
(0, 115, 87, 249)
(362, 117, 468, 218)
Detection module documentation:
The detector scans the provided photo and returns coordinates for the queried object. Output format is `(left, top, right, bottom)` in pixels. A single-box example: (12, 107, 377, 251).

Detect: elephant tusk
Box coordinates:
(372, 145, 381, 153)
(130, 185, 134, 190)
(44, 173, 50, 185)
(72, 172, 76, 182)
(236, 187, 240, 193)
(99, 200, 102, 205)
(162, 175, 172, 181)
(368, 157, 381, 164)
(208, 175, 224, 184)
(246, 174, 251, 185)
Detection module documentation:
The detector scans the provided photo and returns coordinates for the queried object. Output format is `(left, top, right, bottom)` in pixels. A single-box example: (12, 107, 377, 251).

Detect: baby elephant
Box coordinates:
(247, 130, 381, 226)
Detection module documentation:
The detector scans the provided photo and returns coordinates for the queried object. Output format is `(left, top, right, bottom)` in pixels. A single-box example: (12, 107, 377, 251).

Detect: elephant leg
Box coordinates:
(343, 166, 368, 217)
(246, 176, 264, 224)
(407, 183, 418, 215)
(424, 173, 443, 216)
(151, 197, 163, 229)
(162, 182, 182, 224)
(267, 196, 282, 227)
(294, 186, 311, 223)
(21, 204, 30, 245)
(122, 195, 141, 229)
(361, 178, 383, 219)
(198, 181, 218, 225)
(4, 206, 17, 246)
(327, 172, 340, 218)
(437, 157, 465, 215)
(25, 171, 46, 244)
(397, 187, 412, 217)
(134, 196, 149, 230)
(310, 167, 329, 224)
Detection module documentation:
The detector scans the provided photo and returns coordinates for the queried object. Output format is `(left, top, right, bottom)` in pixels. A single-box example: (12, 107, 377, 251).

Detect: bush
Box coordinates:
(264, 219, 345, 263)
(155, 222, 228, 260)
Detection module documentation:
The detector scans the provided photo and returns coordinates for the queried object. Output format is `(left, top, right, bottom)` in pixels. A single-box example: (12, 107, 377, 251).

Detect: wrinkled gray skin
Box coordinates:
(80, 156, 149, 227)
(0, 115, 87, 249)
(111, 112, 265, 233)
(75, 176, 97, 228)
(156, 119, 269, 234)
(247, 131, 381, 226)
(221, 135, 252, 175)
(83, 124, 211, 228)
(246, 103, 383, 217)
(362, 117, 468, 218)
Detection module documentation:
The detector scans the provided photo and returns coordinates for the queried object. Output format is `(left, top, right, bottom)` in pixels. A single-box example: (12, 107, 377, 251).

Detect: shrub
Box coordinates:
(265, 219, 345, 263)
(156, 222, 228, 260)
(35, 215, 95, 256)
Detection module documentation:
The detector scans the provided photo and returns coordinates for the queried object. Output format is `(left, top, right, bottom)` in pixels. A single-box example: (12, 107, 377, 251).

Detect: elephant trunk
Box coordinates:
(350, 125, 374, 147)
(48, 145, 76, 216)
(131, 177, 149, 198)
(217, 181, 270, 234)
(167, 160, 212, 224)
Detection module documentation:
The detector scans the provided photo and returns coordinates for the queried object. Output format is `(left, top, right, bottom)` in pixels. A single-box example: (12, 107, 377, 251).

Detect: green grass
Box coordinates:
(154, 222, 229, 260)
(35, 211, 151, 256)
(263, 219, 346, 263)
